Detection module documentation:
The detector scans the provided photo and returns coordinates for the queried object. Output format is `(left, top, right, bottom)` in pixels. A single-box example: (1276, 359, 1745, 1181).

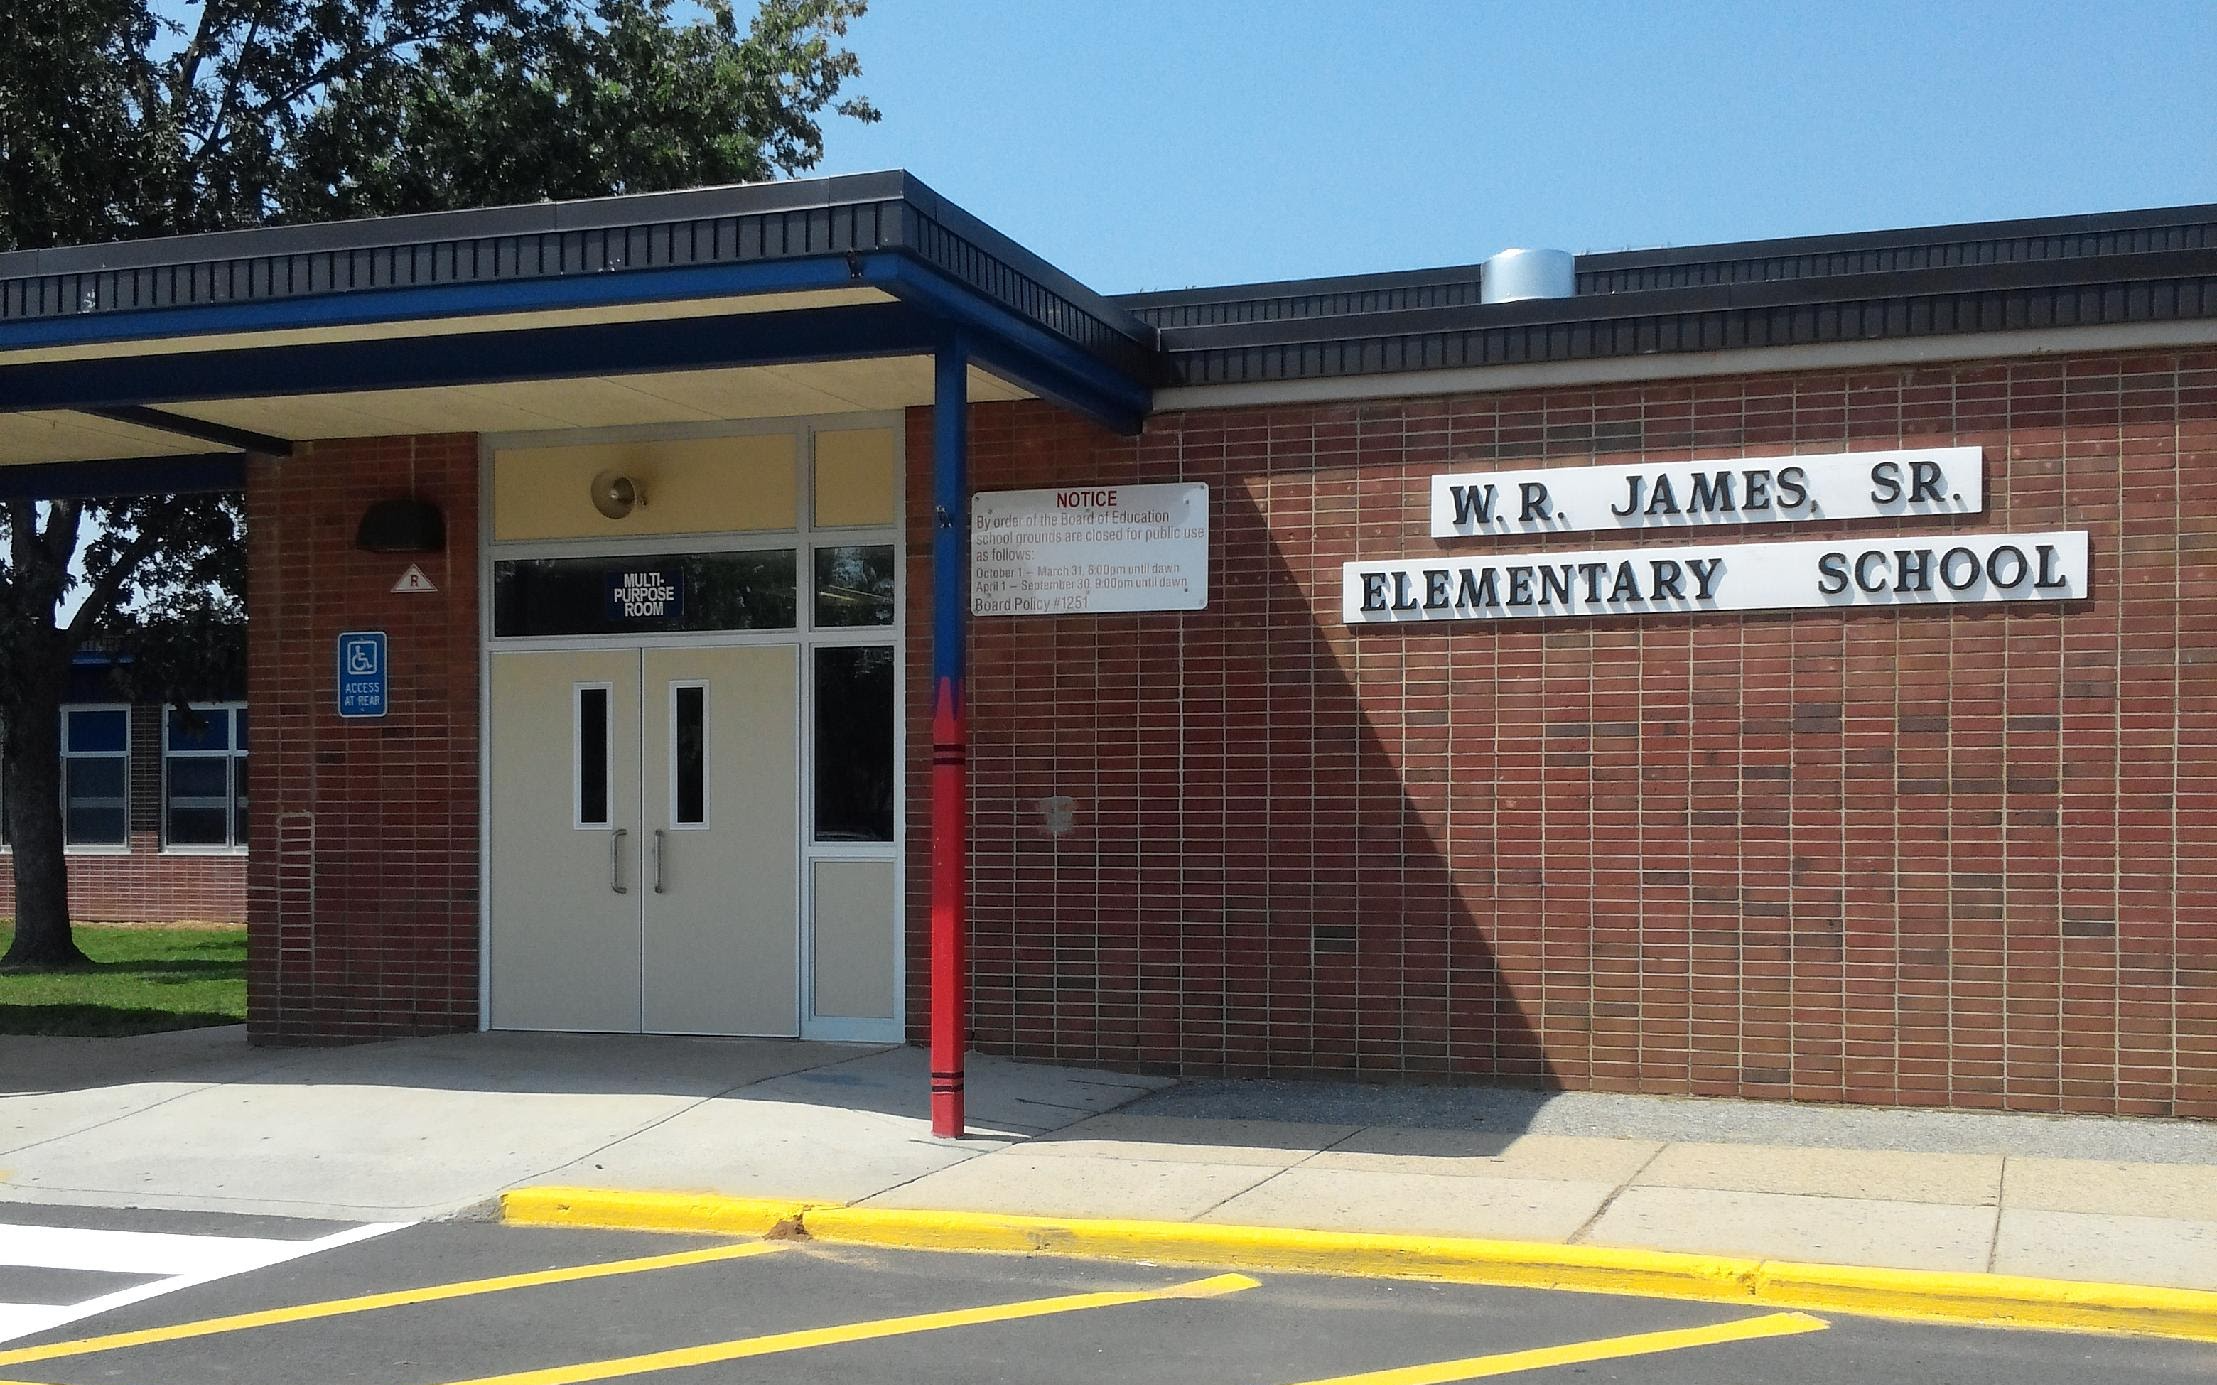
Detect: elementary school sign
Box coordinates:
(1429, 446, 1983, 537)
(1346, 446, 2090, 623)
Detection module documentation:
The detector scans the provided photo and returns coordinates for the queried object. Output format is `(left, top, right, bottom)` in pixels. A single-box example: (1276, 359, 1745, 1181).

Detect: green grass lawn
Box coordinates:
(0, 923, 247, 1036)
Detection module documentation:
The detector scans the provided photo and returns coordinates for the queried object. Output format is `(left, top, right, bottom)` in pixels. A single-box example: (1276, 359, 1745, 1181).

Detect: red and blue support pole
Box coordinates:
(929, 338, 970, 1138)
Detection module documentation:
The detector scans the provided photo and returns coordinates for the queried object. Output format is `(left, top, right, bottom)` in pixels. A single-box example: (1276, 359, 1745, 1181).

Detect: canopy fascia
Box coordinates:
(0, 249, 1152, 437)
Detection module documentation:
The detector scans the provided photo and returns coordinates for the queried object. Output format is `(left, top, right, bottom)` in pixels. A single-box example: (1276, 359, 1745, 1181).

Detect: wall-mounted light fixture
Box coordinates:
(590, 469, 645, 520)
(355, 497, 446, 553)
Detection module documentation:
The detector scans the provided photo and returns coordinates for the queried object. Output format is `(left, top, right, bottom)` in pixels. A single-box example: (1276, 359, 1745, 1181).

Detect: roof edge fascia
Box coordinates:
(0, 172, 918, 278)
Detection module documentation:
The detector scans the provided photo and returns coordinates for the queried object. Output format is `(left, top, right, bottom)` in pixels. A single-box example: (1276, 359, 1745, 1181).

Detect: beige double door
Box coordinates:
(488, 644, 799, 1035)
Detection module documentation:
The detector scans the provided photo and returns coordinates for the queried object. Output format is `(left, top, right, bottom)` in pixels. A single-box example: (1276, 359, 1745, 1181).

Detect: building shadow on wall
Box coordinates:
(963, 443, 1563, 1102)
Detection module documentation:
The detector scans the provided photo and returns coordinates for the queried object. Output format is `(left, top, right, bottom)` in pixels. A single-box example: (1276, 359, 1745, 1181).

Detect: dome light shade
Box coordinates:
(354, 497, 445, 553)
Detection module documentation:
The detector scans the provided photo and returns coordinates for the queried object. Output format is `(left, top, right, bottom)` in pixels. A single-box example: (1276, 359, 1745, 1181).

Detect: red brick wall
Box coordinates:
(6, 845, 245, 924)
(245, 434, 481, 1043)
(906, 348, 2217, 1118)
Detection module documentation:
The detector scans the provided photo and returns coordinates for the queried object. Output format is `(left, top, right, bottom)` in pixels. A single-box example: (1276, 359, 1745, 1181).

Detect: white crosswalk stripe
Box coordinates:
(0, 1216, 407, 1346)
(0, 1225, 322, 1277)
(0, 1302, 74, 1342)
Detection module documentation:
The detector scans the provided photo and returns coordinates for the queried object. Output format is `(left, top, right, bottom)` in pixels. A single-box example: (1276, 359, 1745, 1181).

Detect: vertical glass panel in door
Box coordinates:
(673, 685, 706, 827)
(576, 686, 610, 827)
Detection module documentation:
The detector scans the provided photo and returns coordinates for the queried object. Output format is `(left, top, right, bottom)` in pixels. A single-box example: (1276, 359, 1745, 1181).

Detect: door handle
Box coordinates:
(651, 829, 667, 894)
(610, 828, 628, 894)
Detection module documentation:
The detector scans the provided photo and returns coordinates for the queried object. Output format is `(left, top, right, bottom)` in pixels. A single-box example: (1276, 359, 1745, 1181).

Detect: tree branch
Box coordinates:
(132, 53, 166, 138)
(5, 500, 62, 617)
(66, 523, 171, 645)
(188, 3, 266, 174)
(250, 22, 447, 125)
(37, 500, 83, 571)
(189, 21, 441, 177)
(4, 501, 38, 561)
(169, 1, 224, 112)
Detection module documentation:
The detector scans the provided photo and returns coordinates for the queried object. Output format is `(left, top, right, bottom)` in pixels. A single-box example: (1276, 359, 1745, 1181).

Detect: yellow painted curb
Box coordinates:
(1749, 1259, 2217, 1340)
(499, 1188, 2217, 1343)
(501, 1187, 812, 1238)
(801, 1206, 1763, 1302)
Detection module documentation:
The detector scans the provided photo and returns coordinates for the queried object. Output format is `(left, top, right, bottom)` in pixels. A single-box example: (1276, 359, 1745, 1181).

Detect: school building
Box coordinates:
(0, 652, 248, 924)
(1, 175, 2210, 1128)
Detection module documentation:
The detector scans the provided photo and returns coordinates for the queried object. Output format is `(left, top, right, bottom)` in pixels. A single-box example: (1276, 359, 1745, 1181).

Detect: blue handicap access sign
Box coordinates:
(337, 631, 388, 718)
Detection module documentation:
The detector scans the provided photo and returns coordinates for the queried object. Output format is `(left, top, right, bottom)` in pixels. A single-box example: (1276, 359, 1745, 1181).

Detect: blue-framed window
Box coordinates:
(164, 704, 247, 849)
(61, 706, 131, 848)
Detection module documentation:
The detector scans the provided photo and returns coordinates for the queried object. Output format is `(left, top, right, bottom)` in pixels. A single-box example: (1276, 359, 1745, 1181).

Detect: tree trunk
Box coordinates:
(1, 651, 88, 970)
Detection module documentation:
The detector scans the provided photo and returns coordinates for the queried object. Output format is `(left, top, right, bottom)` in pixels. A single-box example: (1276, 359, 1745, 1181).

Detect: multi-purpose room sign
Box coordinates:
(1431, 446, 1983, 538)
(1344, 531, 2089, 623)
(605, 566, 683, 621)
(973, 482, 1209, 616)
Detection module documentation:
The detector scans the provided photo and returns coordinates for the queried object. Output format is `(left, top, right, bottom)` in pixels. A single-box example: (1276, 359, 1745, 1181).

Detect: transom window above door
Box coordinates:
(494, 550, 800, 637)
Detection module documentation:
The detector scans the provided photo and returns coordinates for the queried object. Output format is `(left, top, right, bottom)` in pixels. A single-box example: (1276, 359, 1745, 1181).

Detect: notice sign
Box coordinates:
(973, 482, 1209, 616)
(336, 631, 387, 718)
(1431, 446, 1983, 538)
(1345, 530, 2089, 623)
(605, 567, 683, 622)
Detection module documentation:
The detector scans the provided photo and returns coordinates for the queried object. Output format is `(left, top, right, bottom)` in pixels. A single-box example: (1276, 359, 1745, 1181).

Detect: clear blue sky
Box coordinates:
(823, 1, 2217, 294)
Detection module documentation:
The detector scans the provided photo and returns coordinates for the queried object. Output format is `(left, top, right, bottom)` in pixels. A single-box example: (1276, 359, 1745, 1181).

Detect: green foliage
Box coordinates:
(0, 1, 174, 250)
(0, 0, 875, 964)
(0, 0, 874, 245)
(284, 0, 877, 219)
(0, 497, 243, 726)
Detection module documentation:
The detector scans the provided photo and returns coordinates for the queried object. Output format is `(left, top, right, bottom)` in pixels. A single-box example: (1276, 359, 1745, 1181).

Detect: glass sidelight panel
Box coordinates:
(813, 645, 894, 842)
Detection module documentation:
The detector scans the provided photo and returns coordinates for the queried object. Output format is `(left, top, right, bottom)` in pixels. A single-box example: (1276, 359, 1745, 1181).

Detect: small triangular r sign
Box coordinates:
(391, 564, 439, 594)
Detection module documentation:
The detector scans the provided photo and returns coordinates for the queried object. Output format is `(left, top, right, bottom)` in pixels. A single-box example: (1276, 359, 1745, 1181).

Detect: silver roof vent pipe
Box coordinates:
(1481, 247, 1575, 304)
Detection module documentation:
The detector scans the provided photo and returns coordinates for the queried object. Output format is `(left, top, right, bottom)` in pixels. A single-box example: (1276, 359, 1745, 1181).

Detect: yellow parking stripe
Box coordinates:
(1273, 1310, 1829, 1385)
(424, 1272, 1261, 1385)
(0, 1239, 790, 1368)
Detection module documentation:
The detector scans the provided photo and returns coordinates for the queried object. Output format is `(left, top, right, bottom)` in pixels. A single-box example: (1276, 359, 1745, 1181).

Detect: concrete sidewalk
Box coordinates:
(0, 1027, 1165, 1220)
(3, 1028, 2211, 1293)
(860, 1087, 2217, 1292)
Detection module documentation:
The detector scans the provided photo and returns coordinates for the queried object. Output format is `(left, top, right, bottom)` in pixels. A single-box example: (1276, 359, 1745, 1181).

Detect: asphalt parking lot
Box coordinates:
(1, 1209, 2212, 1385)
